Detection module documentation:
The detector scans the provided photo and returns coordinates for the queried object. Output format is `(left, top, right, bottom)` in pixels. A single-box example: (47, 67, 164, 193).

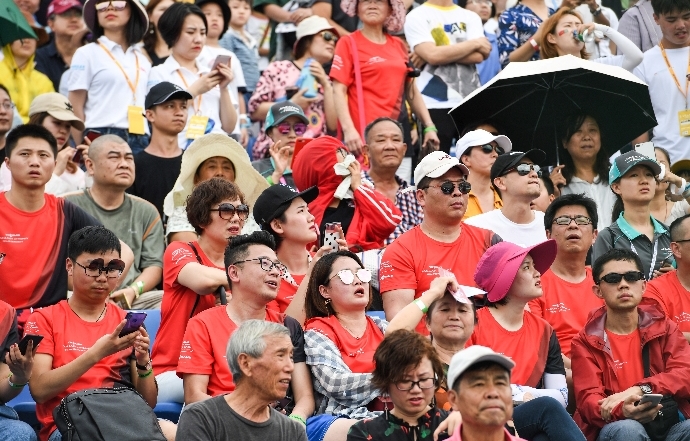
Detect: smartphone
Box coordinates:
(635, 141, 655, 160)
(211, 55, 231, 71)
(18, 334, 43, 355)
(285, 86, 299, 100)
(637, 394, 663, 407)
(293, 137, 313, 160)
(274, 396, 292, 413)
(118, 311, 147, 337)
(84, 129, 102, 143)
(322, 222, 341, 252)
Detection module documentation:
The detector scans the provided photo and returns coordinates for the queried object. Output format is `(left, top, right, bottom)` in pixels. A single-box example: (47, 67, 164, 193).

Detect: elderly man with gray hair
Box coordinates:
(176, 320, 308, 440)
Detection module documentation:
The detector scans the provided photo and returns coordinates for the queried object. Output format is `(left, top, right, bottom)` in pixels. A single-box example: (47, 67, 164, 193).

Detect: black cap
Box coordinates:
(253, 184, 319, 225)
(145, 82, 193, 110)
(195, 0, 231, 37)
(490, 149, 547, 182)
(265, 100, 309, 130)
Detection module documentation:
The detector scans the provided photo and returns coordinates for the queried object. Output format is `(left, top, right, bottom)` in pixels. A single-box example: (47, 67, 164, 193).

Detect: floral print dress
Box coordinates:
(497, 4, 555, 67)
(347, 408, 451, 441)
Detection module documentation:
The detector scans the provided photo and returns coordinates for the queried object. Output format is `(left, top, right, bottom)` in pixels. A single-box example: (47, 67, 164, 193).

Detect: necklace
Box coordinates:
(68, 299, 107, 322)
(340, 320, 364, 340)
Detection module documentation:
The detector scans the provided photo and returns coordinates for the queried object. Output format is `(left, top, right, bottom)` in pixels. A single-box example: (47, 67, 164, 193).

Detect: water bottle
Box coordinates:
(296, 58, 319, 99)
(573, 29, 594, 43)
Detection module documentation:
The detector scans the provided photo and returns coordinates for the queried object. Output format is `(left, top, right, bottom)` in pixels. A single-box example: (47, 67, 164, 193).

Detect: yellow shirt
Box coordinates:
(463, 187, 502, 220)
(0, 45, 55, 123)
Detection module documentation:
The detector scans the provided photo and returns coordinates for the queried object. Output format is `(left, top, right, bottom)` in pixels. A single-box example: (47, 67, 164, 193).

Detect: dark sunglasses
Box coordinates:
(74, 258, 126, 278)
(276, 122, 307, 136)
(477, 143, 505, 155)
(598, 271, 645, 285)
(210, 203, 249, 220)
(423, 180, 472, 195)
(553, 215, 593, 226)
(319, 31, 338, 43)
(505, 163, 542, 178)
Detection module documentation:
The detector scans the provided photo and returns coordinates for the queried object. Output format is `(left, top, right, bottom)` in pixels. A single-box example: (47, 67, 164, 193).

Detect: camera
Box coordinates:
(406, 60, 421, 78)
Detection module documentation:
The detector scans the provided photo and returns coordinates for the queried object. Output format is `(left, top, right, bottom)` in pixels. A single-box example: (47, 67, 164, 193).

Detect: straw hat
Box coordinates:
(163, 134, 269, 216)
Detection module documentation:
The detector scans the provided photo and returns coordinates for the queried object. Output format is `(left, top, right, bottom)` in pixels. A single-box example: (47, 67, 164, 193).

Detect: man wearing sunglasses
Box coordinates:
(571, 248, 690, 441)
(465, 149, 548, 247)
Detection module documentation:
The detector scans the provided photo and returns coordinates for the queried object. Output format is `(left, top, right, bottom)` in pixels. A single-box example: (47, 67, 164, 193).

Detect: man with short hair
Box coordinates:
(572, 248, 690, 441)
(66, 134, 164, 310)
(128, 82, 190, 219)
(531, 175, 556, 213)
(361, 117, 423, 244)
(645, 213, 690, 343)
(176, 320, 308, 440)
(465, 150, 548, 246)
(380, 151, 501, 334)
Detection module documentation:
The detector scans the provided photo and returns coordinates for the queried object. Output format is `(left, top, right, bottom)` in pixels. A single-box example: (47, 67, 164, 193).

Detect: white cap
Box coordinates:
(446, 346, 515, 391)
(455, 129, 513, 158)
(295, 16, 338, 42)
(413, 151, 470, 188)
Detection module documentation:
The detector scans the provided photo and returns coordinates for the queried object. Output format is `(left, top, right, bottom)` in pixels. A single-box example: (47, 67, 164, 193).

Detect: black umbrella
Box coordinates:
(449, 55, 657, 166)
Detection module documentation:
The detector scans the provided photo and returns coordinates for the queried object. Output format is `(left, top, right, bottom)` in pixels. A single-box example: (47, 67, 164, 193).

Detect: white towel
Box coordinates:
(333, 154, 357, 200)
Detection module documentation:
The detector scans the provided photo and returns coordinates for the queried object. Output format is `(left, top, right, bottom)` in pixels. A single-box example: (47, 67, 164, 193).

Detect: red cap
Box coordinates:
(47, 0, 83, 16)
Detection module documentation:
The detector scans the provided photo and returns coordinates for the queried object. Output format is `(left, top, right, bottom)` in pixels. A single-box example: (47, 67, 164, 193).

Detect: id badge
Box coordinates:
(187, 115, 209, 139)
(127, 106, 146, 135)
(679, 109, 690, 137)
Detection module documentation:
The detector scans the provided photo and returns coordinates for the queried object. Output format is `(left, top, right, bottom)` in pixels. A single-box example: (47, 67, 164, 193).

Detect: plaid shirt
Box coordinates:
(305, 316, 388, 419)
(362, 171, 423, 245)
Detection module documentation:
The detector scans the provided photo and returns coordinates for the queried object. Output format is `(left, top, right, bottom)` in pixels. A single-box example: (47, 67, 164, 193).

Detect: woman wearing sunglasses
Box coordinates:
(248, 16, 338, 160)
(68, 0, 151, 155)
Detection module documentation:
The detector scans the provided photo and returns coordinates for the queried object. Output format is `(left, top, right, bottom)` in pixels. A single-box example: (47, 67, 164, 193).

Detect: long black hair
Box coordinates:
(92, 0, 148, 46)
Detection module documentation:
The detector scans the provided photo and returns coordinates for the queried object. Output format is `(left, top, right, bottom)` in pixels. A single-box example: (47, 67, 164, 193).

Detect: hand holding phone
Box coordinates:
(211, 55, 231, 71)
(18, 334, 44, 356)
(322, 222, 341, 253)
(118, 312, 147, 337)
(636, 393, 663, 407)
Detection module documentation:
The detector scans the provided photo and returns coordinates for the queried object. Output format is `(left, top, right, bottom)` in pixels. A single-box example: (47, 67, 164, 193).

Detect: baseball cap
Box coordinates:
(295, 16, 338, 44)
(265, 101, 308, 131)
(671, 159, 690, 175)
(47, 0, 83, 16)
(413, 151, 470, 189)
(474, 240, 557, 303)
(455, 129, 512, 158)
(253, 184, 319, 225)
(490, 149, 547, 182)
(145, 82, 193, 110)
(609, 150, 662, 185)
(446, 346, 515, 391)
(29, 93, 85, 131)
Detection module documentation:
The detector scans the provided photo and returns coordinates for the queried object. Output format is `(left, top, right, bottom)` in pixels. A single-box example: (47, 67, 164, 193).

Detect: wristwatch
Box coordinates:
(591, 7, 602, 16)
(639, 383, 653, 394)
(136, 360, 152, 371)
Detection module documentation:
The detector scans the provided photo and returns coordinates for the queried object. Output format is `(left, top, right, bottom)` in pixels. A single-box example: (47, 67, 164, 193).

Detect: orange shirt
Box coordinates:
(528, 268, 604, 358)
(607, 329, 644, 390)
(463, 187, 503, 220)
(644, 271, 690, 332)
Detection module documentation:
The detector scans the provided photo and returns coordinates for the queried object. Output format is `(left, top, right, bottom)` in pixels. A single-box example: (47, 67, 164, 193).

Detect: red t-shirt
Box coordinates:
(151, 241, 220, 374)
(24, 302, 132, 441)
(330, 31, 408, 136)
(176, 306, 288, 397)
(607, 329, 644, 390)
(305, 315, 384, 373)
(380, 224, 496, 334)
(268, 273, 305, 313)
(645, 271, 690, 332)
(528, 268, 604, 358)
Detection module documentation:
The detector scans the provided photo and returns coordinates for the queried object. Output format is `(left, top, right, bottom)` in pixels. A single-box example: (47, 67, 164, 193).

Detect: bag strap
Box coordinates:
(348, 34, 366, 142)
(187, 242, 203, 318)
(643, 344, 651, 377)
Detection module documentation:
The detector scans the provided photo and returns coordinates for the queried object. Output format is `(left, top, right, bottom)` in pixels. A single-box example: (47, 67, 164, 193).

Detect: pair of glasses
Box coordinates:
(598, 271, 645, 285)
(394, 377, 436, 391)
(276, 122, 308, 136)
(477, 143, 505, 155)
(328, 268, 372, 285)
(552, 215, 593, 226)
(0, 102, 15, 111)
(423, 181, 472, 195)
(505, 163, 542, 178)
(233, 257, 287, 276)
(74, 258, 126, 278)
(210, 203, 249, 220)
(319, 31, 338, 43)
(96, 0, 127, 12)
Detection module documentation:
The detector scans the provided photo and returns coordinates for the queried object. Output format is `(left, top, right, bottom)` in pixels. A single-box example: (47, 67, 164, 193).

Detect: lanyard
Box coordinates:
(629, 238, 659, 281)
(659, 43, 690, 107)
(176, 70, 202, 115)
(97, 42, 140, 104)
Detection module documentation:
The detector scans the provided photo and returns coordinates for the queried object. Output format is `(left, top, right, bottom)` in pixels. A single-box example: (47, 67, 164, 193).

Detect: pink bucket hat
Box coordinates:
(340, 0, 406, 33)
(474, 240, 557, 303)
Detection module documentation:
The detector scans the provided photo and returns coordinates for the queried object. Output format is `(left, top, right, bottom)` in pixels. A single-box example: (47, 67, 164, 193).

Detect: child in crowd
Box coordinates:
(221, 0, 261, 99)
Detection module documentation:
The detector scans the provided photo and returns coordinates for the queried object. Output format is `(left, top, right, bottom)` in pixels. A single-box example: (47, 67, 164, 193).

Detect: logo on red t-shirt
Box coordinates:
(612, 360, 628, 370)
(675, 312, 690, 323)
(546, 303, 570, 314)
(171, 248, 194, 265)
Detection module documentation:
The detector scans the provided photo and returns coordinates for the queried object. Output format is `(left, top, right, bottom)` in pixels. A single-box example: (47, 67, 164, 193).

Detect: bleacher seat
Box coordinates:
(5, 384, 39, 429)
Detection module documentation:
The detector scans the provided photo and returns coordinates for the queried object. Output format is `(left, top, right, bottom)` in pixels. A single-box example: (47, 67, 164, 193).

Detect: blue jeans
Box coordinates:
(88, 127, 150, 155)
(513, 396, 586, 441)
(48, 429, 62, 441)
(597, 418, 690, 441)
(0, 405, 37, 441)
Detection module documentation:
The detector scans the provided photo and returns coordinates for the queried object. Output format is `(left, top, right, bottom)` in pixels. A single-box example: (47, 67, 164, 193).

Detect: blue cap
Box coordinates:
(265, 101, 308, 131)
(609, 150, 661, 185)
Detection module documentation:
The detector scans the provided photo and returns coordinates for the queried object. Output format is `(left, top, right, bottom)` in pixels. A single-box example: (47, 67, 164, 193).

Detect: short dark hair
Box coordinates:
(186, 177, 245, 235)
(651, 0, 690, 15)
(540, 175, 555, 196)
(371, 330, 445, 393)
(452, 360, 510, 391)
(158, 2, 208, 48)
(0, 84, 10, 100)
(364, 117, 404, 144)
(261, 211, 288, 249)
(459, 119, 507, 137)
(224, 231, 277, 288)
(68, 226, 121, 261)
(416, 176, 432, 191)
(234, 0, 253, 7)
(670, 214, 690, 242)
(544, 193, 598, 231)
(5, 124, 58, 158)
(592, 249, 643, 284)
(559, 114, 610, 186)
(92, 0, 147, 46)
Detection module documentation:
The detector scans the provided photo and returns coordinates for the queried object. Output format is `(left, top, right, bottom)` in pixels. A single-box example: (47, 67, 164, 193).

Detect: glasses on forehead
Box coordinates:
(96, 0, 128, 12)
(477, 143, 505, 155)
(233, 257, 287, 276)
(597, 271, 645, 285)
(319, 31, 338, 43)
(328, 268, 372, 285)
(505, 163, 542, 177)
(394, 377, 436, 391)
(422, 180, 471, 195)
(553, 215, 592, 226)
(276, 122, 308, 136)
(210, 203, 249, 220)
(74, 258, 126, 278)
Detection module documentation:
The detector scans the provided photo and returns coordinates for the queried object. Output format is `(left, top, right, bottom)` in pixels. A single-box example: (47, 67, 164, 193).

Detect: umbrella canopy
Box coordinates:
(449, 55, 657, 166)
(0, 0, 38, 47)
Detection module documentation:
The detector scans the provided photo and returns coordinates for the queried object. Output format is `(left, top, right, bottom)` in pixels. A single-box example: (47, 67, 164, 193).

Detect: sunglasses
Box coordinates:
(552, 215, 593, 226)
(96, 0, 127, 12)
(505, 163, 542, 178)
(233, 257, 287, 276)
(319, 31, 338, 43)
(276, 122, 308, 136)
(477, 143, 505, 155)
(329, 268, 372, 285)
(74, 258, 126, 278)
(210, 203, 249, 220)
(598, 271, 645, 284)
(423, 180, 472, 195)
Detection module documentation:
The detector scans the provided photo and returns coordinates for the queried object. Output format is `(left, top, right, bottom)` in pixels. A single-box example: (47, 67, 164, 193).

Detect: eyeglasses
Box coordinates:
(73, 258, 126, 278)
(505, 163, 542, 178)
(276, 122, 308, 136)
(96, 0, 127, 11)
(477, 143, 505, 155)
(318, 31, 338, 43)
(0, 101, 15, 111)
(328, 268, 372, 285)
(422, 180, 472, 195)
(552, 215, 593, 226)
(394, 377, 436, 391)
(210, 203, 249, 220)
(674, 238, 690, 244)
(233, 257, 287, 276)
(597, 271, 645, 285)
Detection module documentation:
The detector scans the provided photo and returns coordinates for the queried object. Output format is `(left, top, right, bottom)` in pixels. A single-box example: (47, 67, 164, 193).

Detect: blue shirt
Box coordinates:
(220, 30, 261, 93)
(477, 31, 501, 85)
(498, 4, 555, 67)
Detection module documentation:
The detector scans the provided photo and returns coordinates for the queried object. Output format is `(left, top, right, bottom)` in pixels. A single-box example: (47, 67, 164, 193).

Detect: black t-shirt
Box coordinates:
(313, 0, 359, 32)
(320, 199, 355, 241)
(128, 150, 183, 219)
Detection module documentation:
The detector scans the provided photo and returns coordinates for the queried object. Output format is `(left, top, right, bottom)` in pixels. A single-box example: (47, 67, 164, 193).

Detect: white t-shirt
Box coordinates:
(0, 162, 84, 195)
(69, 36, 151, 132)
(560, 175, 615, 230)
(464, 209, 547, 246)
(404, 3, 483, 109)
(634, 46, 690, 164)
